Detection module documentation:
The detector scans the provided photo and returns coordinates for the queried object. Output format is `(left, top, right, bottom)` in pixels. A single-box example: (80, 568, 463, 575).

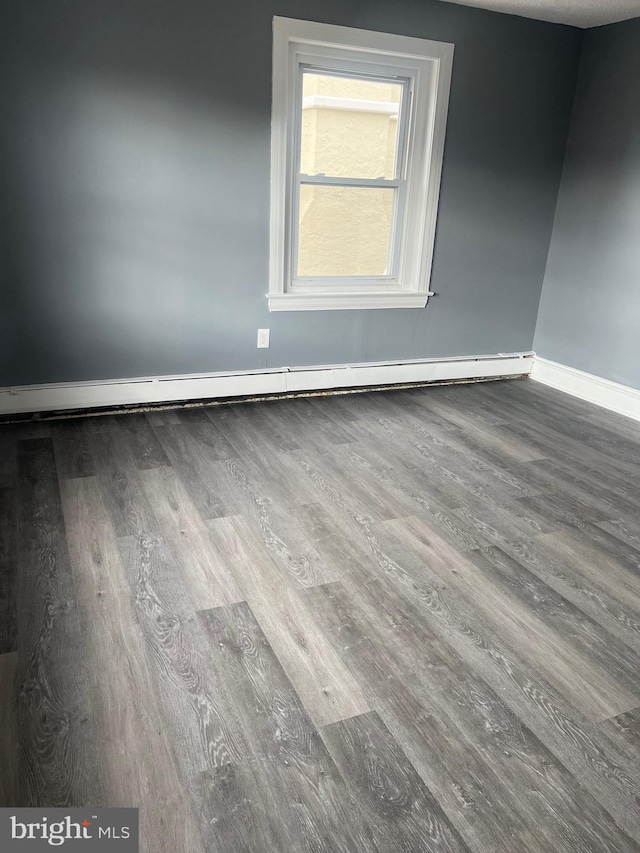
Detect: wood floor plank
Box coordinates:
(497, 387, 640, 469)
(51, 419, 96, 479)
(329, 658, 552, 849)
(292, 446, 406, 522)
(562, 520, 640, 574)
(382, 516, 640, 720)
(84, 418, 159, 538)
(116, 533, 244, 772)
(331, 441, 446, 520)
(324, 433, 464, 516)
(322, 710, 470, 853)
(509, 378, 640, 444)
(504, 534, 640, 652)
(530, 457, 640, 519)
(602, 707, 640, 759)
(0, 422, 52, 480)
(0, 558, 16, 655)
(0, 652, 18, 807)
(59, 476, 130, 598)
(139, 464, 210, 538)
(197, 600, 331, 761)
(516, 491, 603, 531)
(138, 465, 243, 608)
(450, 499, 553, 550)
(195, 601, 379, 853)
(59, 476, 202, 852)
(263, 397, 357, 451)
(213, 432, 312, 512)
(210, 403, 301, 462)
(117, 413, 171, 470)
(0, 429, 18, 479)
(502, 532, 640, 654)
(376, 392, 544, 494)
(223, 400, 304, 450)
(206, 514, 369, 727)
(320, 442, 483, 551)
(293, 497, 640, 838)
(144, 409, 183, 426)
(466, 544, 640, 698)
(412, 382, 511, 427)
(405, 391, 546, 462)
(154, 417, 238, 464)
(347, 410, 517, 513)
(597, 518, 640, 552)
(497, 415, 640, 493)
(0, 485, 17, 653)
(212, 454, 338, 587)
(150, 424, 245, 519)
(305, 580, 639, 853)
(16, 438, 103, 807)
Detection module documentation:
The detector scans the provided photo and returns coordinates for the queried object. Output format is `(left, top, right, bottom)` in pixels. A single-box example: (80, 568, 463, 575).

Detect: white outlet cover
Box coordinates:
(257, 329, 270, 348)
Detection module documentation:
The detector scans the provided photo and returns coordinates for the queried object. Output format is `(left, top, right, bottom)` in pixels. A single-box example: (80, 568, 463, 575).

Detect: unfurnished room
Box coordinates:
(1, 0, 640, 850)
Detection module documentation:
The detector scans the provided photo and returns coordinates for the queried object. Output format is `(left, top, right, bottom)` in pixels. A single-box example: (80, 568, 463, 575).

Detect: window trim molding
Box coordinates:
(268, 17, 454, 312)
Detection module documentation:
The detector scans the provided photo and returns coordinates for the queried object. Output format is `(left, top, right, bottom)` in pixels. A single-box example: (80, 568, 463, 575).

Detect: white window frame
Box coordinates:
(268, 17, 454, 312)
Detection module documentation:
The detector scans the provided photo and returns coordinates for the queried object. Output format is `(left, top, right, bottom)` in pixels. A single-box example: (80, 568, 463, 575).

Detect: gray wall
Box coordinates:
(1, 0, 581, 386)
(534, 18, 640, 390)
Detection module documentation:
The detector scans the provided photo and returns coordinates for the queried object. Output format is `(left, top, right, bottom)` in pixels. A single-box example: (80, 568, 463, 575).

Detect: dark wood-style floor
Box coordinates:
(1, 378, 639, 852)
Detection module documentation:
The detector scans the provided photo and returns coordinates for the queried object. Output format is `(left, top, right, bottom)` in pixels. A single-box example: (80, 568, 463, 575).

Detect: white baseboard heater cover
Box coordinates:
(0, 352, 534, 416)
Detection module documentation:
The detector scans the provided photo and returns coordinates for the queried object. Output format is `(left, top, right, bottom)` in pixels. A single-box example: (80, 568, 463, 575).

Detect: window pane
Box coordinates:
(300, 72, 403, 180)
(297, 185, 394, 277)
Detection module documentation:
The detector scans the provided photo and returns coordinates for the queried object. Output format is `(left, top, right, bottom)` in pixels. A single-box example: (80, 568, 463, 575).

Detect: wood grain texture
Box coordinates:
(597, 518, 640, 552)
(0, 485, 17, 653)
(144, 409, 183, 426)
(0, 422, 51, 479)
(195, 601, 379, 853)
(59, 476, 201, 853)
(293, 497, 640, 836)
(2, 378, 640, 852)
(0, 652, 18, 807)
(218, 454, 339, 587)
(322, 710, 469, 853)
(305, 579, 639, 853)
(382, 515, 640, 721)
(466, 544, 640, 698)
(117, 413, 171, 470)
(51, 419, 96, 479)
(602, 707, 640, 759)
(138, 465, 243, 608)
(116, 532, 243, 772)
(15, 438, 103, 807)
(501, 534, 640, 654)
(84, 417, 159, 538)
(206, 514, 369, 727)
(149, 421, 243, 519)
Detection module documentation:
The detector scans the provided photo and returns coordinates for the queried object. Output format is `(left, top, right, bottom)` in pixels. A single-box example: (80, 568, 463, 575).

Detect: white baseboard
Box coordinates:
(531, 357, 640, 422)
(0, 352, 533, 417)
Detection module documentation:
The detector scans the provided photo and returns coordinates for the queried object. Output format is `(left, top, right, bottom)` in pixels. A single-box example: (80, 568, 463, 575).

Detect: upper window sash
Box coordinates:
(296, 66, 412, 185)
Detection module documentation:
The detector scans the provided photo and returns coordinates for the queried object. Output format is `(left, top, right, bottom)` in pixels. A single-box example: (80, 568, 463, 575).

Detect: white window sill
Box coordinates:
(267, 291, 430, 311)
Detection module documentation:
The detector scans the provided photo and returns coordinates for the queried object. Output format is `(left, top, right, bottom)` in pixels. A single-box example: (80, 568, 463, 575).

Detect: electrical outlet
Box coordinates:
(257, 328, 270, 348)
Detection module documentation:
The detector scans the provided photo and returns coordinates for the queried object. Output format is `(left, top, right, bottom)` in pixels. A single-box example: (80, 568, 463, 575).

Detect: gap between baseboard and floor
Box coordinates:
(530, 357, 640, 423)
(0, 352, 533, 419)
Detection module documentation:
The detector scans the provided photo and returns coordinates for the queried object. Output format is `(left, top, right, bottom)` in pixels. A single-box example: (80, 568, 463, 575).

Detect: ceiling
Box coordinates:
(438, 0, 640, 27)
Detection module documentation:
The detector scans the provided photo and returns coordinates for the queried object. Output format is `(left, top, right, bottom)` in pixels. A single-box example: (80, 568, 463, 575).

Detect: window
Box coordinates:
(268, 18, 454, 311)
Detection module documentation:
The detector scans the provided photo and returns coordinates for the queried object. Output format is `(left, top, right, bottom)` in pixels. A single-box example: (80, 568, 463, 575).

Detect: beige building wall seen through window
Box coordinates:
(298, 74, 402, 278)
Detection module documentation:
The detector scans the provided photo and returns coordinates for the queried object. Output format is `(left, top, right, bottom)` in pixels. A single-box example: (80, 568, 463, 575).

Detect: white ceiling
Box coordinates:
(438, 0, 640, 28)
